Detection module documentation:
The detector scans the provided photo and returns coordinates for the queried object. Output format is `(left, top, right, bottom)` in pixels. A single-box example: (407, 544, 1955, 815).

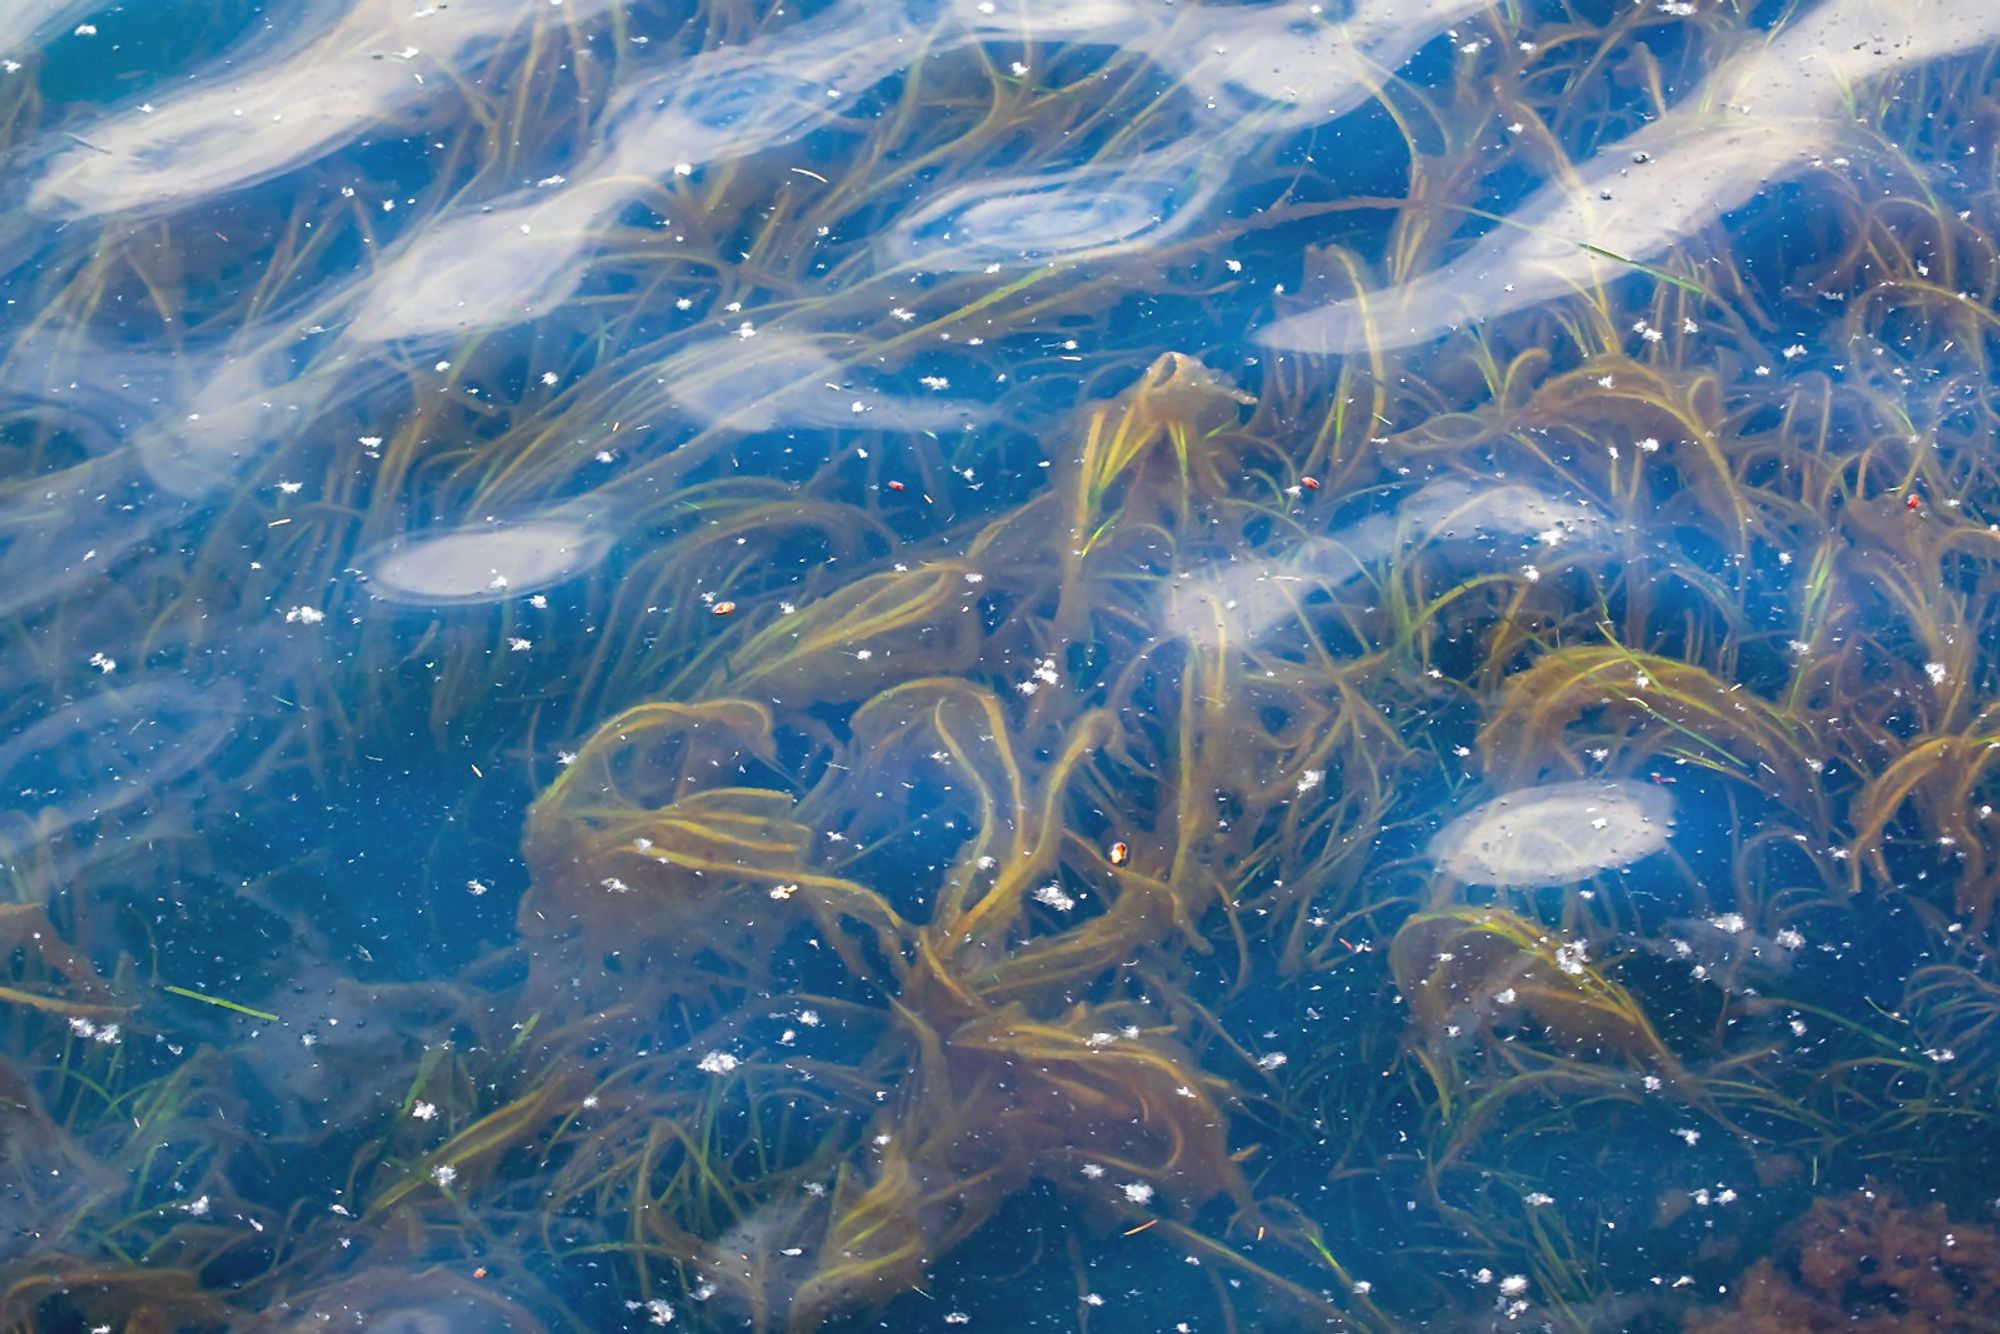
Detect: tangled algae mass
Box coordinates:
(8, 0, 2000, 1329)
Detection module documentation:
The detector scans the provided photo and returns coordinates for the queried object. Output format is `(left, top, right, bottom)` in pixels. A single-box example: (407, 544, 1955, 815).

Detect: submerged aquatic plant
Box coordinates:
(470, 353, 1427, 1326)
(1390, 905, 1687, 1096)
(1686, 1185, 2000, 1332)
(7, 0, 2000, 1330)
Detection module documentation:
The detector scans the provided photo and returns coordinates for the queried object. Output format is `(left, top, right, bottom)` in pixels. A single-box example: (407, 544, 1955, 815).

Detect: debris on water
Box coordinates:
(1032, 883, 1076, 911)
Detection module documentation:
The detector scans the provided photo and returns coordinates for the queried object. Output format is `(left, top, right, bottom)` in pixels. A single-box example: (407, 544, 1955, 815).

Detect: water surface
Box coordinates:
(4, 2, 2000, 1330)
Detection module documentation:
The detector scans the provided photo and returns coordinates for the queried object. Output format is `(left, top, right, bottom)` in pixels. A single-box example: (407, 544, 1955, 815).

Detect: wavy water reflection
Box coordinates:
(0, 679, 243, 862)
(4, 1, 2000, 1331)
(1259, 0, 2000, 352)
(0, 1, 98, 62)
(31, 0, 623, 219)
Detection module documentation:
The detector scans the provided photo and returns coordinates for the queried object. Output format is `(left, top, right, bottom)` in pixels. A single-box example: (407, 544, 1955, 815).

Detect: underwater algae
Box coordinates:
(504, 361, 1341, 1327)
(4, 0, 2000, 1329)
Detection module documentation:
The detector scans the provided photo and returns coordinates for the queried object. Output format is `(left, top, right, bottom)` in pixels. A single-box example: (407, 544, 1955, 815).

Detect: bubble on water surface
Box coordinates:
(1430, 779, 1675, 889)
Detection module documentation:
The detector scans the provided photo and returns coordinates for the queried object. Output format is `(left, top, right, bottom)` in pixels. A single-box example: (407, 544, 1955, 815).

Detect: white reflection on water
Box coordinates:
(0, 317, 373, 619)
(26, 0, 1494, 360)
(0, 1, 98, 60)
(0, 453, 177, 617)
(133, 333, 356, 500)
(0, 679, 243, 862)
(31, 0, 621, 219)
(351, 0, 1488, 340)
(356, 329, 980, 606)
(892, 0, 1488, 272)
(7, 318, 350, 505)
(884, 156, 1222, 272)
(1258, 0, 2000, 353)
(1165, 478, 1611, 648)
(345, 3, 925, 343)
(951, 0, 1489, 128)
(1429, 778, 1676, 890)
(357, 498, 622, 607)
(661, 331, 981, 433)
(0, 341, 218, 609)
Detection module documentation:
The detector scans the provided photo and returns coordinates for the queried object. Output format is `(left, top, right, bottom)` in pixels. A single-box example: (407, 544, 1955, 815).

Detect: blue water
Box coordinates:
(5, 1, 2000, 1329)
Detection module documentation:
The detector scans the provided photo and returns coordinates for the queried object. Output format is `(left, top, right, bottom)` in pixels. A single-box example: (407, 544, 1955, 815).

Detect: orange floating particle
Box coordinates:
(472, 1266, 487, 1280)
(887, 480, 907, 492)
(1906, 493, 1922, 510)
(712, 601, 737, 616)
(1301, 476, 1321, 490)
(1108, 840, 1130, 866)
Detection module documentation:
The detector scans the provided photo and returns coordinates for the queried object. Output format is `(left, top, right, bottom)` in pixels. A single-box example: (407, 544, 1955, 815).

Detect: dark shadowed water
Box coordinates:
(5, 1, 2000, 1330)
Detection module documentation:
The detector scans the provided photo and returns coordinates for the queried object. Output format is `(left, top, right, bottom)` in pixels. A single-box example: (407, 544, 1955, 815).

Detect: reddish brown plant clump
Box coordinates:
(1686, 1186, 2000, 1332)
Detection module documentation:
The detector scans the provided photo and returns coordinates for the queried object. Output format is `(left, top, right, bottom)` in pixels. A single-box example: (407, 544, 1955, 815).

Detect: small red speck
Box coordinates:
(1301, 476, 1321, 491)
(472, 1267, 487, 1280)
(712, 601, 737, 616)
(887, 480, 906, 492)
(1906, 494, 1921, 510)
(1108, 841, 1130, 866)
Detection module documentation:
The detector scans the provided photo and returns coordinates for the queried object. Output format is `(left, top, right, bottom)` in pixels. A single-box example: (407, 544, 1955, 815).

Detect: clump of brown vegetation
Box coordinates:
(1686, 1186, 2000, 1333)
